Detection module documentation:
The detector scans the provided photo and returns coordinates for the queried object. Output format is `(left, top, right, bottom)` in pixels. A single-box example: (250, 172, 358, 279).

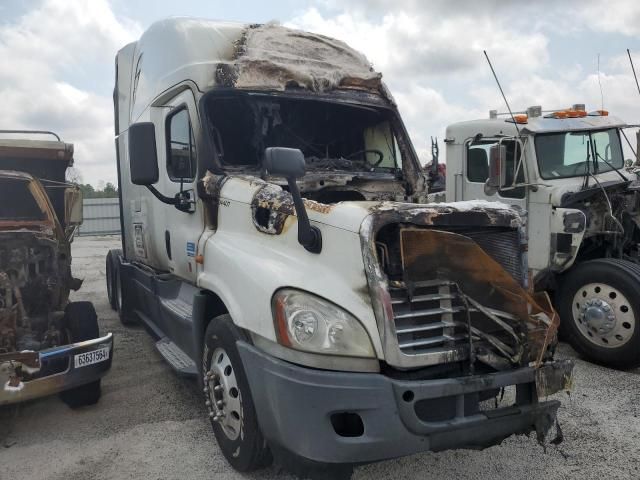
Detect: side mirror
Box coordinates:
(263, 147, 306, 178)
(129, 122, 159, 185)
(487, 144, 506, 189)
(263, 147, 321, 254)
(64, 186, 83, 226)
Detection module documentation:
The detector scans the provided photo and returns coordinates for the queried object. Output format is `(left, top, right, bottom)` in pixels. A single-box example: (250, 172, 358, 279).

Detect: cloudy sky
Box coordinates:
(1, 0, 640, 186)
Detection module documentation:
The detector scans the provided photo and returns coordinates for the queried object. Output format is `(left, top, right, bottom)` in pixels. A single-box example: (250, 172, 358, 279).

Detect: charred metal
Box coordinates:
(361, 203, 558, 374)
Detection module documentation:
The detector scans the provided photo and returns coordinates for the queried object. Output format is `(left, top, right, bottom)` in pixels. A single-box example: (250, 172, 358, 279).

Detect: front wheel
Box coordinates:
(558, 259, 640, 369)
(202, 315, 272, 472)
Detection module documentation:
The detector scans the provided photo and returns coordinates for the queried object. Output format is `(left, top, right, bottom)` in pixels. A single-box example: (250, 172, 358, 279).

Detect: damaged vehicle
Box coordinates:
(444, 106, 640, 368)
(108, 18, 573, 477)
(0, 131, 113, 408)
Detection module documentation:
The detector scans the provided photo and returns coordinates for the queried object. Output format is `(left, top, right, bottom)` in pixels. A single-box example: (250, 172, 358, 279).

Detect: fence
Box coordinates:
(78, 197, 121, 236)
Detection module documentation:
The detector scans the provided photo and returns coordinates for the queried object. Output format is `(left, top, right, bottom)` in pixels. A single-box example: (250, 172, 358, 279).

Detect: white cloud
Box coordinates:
(0, 0, 141, 185)
(2, 0, 639, 183)
(290, 2, 640, 165)
(579, 0, 640, 36)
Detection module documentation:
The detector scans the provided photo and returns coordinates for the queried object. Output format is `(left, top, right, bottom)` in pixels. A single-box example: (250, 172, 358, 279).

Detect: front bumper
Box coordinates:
(238, 341, 572, 464)
(0, 333, 113, 406)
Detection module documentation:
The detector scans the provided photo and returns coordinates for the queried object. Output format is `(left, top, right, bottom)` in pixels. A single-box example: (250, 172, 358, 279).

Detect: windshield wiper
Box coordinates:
(582, 139, 591, 190)
(593, 138, 629, 183)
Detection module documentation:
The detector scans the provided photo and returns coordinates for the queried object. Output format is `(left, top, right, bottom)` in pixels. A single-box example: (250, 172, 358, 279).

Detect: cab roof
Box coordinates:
(447, 114, 629, 141)
(120, 17, 385, 124)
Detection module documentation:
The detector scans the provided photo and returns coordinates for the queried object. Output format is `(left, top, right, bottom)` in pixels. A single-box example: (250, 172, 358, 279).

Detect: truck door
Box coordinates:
(461, 138, 527, 211)
(152, 90, 204, 283)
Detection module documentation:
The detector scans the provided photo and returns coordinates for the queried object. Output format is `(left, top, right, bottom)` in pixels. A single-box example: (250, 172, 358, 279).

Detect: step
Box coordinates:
(155, 337, 197, 377)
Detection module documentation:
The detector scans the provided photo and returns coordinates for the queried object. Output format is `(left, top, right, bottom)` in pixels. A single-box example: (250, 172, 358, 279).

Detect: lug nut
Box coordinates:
(216, 400, 224, 408)
(203, 387, 209, 393)
(209, 411, 215, 418)
(205, 400, 211, 407)
(214, 385, 223, 393)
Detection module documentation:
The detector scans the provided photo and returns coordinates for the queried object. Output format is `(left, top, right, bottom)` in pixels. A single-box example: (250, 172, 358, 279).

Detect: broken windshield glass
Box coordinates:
(205, 94, 405, 174)
(0, 178, 46, 221)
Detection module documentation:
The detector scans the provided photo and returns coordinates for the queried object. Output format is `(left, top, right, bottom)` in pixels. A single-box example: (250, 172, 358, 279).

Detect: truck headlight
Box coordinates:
(272, 289, 375, 358)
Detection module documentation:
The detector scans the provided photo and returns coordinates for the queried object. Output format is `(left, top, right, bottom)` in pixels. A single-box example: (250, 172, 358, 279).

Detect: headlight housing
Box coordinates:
(272, 289, 375, 358)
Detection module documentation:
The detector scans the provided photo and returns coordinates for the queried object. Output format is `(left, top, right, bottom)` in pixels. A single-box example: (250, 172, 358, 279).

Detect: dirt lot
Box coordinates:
(1, 235, 639, 480)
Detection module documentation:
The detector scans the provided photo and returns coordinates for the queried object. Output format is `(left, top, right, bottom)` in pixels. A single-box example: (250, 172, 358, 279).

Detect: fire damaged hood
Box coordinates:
(244, 177, 523, 236)
(203, 173, 558, 369)
(360, 199, 559, 371)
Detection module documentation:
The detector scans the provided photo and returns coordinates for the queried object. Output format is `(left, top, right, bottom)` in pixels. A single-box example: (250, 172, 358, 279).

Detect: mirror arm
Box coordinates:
(144, 184, 178, 206)
(145, 185, 195, 213)
(286, 178, 322, 254)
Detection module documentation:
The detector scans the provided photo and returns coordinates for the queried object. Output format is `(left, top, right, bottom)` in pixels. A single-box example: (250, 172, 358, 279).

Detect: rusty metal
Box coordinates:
(0, 174, 73, 372)
(0, 351, 39, 368)
(399, 229, 558, 367)
(535, 359, 574, 397)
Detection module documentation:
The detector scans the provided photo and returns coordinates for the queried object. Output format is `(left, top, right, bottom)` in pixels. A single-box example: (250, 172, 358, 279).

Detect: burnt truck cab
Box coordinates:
(0, 132, 112, 408)
(110, 18, 572, 474)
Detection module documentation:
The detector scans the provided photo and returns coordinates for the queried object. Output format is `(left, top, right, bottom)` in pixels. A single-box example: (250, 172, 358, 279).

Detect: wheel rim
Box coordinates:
(204, 348, 243, 441)
(571, 282, 636, 348)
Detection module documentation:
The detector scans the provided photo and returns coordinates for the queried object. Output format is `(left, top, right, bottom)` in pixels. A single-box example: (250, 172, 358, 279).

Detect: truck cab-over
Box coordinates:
(109, 18, 572, 476)
(446, 106, 640, 368)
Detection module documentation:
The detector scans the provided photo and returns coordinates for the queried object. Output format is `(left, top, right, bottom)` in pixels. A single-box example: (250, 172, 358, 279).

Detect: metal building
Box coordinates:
(78, 197, 121, 236)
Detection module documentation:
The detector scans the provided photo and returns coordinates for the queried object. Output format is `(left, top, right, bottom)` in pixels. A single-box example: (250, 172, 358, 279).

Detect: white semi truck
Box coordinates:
(107, 18, 572, 477)
(444, 106, 640, 369)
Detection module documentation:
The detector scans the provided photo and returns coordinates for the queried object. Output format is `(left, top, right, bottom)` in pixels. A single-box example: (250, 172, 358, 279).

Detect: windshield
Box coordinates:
(535, 128, 624, 180)
(205, 95, 405, 174)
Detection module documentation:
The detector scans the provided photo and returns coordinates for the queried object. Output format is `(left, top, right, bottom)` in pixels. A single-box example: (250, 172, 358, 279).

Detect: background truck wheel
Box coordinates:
(59, 301, 102, 408)
(202, 315, 272, 472)
(558, 259, 640, 369)
(114, 261, 136, 325)
(106, 249, 122, 311)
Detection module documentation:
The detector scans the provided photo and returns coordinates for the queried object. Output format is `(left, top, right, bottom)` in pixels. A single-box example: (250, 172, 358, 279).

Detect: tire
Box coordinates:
(115, 262, 136, 326)
(106, 249, 121, 311)
(557, 259, 640, 369)
(59, 302, 102, 408)
(202, 315, 272, 472)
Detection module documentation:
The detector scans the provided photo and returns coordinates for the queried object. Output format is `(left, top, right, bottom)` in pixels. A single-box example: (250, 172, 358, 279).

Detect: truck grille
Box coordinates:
(462, 228, 523, 284)
(390, 280, 470, 357)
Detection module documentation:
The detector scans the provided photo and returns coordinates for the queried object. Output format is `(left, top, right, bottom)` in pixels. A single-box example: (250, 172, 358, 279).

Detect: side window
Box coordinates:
(166, 108, 197, 182)
(466, 140, 525, 199)
(467, 143, 490, 183)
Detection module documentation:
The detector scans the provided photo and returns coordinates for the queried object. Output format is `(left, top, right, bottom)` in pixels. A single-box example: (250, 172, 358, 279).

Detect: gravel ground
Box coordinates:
(1, 235, 639, 480)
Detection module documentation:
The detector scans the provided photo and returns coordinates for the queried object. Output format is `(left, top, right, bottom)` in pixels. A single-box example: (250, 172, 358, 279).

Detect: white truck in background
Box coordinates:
(107, 18, 572, 478)
(443, 106, 640, 368)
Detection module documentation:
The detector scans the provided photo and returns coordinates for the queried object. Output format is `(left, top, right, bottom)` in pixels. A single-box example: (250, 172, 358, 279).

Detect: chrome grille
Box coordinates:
(390, 279, 517, 361)
(391, 280, 470, 357)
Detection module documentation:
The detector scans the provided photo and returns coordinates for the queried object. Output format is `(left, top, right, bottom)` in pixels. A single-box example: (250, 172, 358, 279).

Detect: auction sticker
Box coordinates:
(74, 347, 110, 368)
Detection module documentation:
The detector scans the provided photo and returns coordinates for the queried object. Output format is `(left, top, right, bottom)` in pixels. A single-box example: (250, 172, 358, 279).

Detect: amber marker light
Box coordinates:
(273, 295, 292, 347)
(514, 114, 528, 124)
